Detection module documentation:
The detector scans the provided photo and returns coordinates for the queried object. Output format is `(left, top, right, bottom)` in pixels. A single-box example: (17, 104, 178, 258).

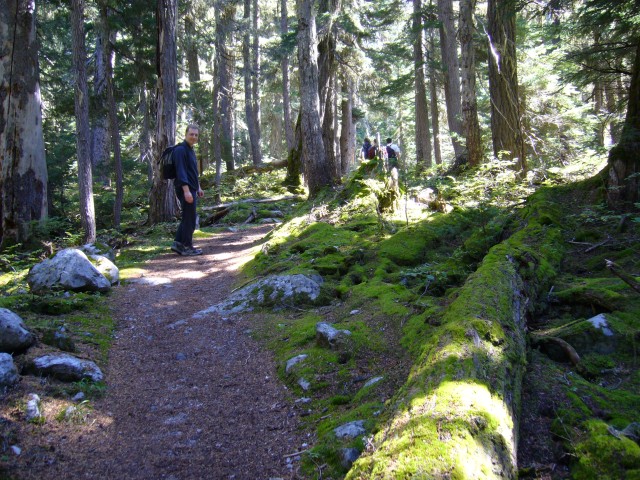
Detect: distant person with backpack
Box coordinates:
(368, 138, 382, 160)
(171, 124, 204, 256)
(385, 138, 401, 171)
(361, 137, 372, 160)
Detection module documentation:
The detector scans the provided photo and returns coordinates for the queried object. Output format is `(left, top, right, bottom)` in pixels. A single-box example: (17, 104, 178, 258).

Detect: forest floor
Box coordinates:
(1, 225, 310, 480)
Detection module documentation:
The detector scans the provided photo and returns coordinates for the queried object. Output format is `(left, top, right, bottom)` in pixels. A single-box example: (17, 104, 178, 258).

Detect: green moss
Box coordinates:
(573, 420, 640, 479)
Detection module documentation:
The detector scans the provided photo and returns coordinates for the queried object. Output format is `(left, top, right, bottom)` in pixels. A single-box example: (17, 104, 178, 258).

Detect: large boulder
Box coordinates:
(88, 254, 119, 285)
(0, 308, 35, 353)
(0, 353, 20, 392)
(27, 248, 112, 294)
(193, 274, 323, 318)
(26, 354, 103, 382)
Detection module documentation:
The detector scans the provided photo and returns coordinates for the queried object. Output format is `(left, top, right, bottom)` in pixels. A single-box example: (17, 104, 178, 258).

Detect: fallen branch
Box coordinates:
(201, 195, 303, 212)
(284, 448, 311, 459)
(585, 235, 611, 253)
(606, 259, 640, 294)
(531, 335, 581, 366)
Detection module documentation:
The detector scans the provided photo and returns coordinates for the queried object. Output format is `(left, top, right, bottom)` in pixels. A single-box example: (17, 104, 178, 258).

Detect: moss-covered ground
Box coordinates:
(1, 158, 638, 479)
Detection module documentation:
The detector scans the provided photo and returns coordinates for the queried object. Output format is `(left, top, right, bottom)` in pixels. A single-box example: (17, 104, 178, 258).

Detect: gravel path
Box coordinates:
(21, 226, 308, 479)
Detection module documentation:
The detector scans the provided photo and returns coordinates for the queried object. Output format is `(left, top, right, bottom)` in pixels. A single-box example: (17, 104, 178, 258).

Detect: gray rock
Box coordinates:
(28, 248, 112, 294)
(10, 445, 21, 456)
(28, 354, 103, 382)
(363, 376, 384, 388)
(340, 447, 361, 468)
(286, 354, 308, 373)
(334, 420, 366, 439)
(80, 243, 116, 262)
(298, 378, 311, 391)
(72, 392, 86, 402)
(0, 308, 35, 353)
(0, 353, 19, 391)
(88, 254, 119, 285)
(316, 322, 352, 349)
(193, 274, 323, 318)
(562, 313, 621, 355)
(25, 394, 42, 422)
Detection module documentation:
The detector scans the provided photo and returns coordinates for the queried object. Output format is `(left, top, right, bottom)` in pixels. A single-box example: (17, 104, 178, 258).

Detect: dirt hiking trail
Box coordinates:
(23, 225, 307, 480)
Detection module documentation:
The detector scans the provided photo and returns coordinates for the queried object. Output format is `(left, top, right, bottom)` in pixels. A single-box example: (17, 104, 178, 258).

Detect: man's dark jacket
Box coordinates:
(173, 140, 199, 191)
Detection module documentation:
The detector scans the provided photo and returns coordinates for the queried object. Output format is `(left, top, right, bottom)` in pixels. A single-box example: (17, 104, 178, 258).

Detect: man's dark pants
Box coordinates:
(174, 187, 197, 248)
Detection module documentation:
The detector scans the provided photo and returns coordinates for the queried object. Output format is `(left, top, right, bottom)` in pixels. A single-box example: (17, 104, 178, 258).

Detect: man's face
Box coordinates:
(186, 128, 199, 147)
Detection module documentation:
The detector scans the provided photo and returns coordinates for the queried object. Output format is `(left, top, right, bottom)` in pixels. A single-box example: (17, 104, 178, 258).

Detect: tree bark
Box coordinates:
(149, 0, 178, 224)
(70, 0, 96, 243)
(251, 0, 262, 162)
(90, 20, 111, 186)
(487, 0, 526, 175)
(215, 0, 236, 172)
(459, 0, 482, 167)
(0, 0, 48, 246)
(437, 0, 465, 160)
(414, 0, 433, 172)
(606, 39, 640, 209)
(283, 112, 303, 192)
(428, 29, 443, 166)
(318, 0, 340, 182)
(243, 0, 262, 166)
(297, 0, 330, 197)
(340, 77, 356, 175)
(98, 3, 124, 227)
(281, 0, 295, 152)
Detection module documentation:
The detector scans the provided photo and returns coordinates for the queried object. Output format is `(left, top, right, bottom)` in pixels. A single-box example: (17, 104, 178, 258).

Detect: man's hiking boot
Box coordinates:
(183, 246, 203, 256)
(171, 241, 186, 255)
(171, 242, 203, 256)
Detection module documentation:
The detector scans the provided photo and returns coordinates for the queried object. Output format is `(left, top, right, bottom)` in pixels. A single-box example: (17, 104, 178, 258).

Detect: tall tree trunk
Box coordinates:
(606, 39, 640, 209)
(414, 0, 433, 172)
(215, 0, 236, 172)
(428, 29, 443, 165)
(487, 0, 526, 174)
(605, 79, 620, 144)
(212, 79, 223, 203)
(70, 0, 96, 243)
(251, 0, 262, 163)
(318, 0, 340, 182)
(437, 0, 464, 160)
(459, 0, 482, 166)
(243, 0, 261, 166)
(98, 3, 123, 227)
(297, 0, 330, 196)
(0, 0, 48, 246)
(91, 23, 110, 186)
(283, 112, 303, 192)
(281, 0, 295, 152)
(139, 84, 153, 185)
(339, 77, 355, 175)
(149, 0, 178, 224)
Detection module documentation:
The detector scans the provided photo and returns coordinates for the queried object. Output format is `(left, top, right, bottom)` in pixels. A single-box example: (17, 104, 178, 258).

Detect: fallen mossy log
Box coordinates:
(227, 159, 288, 176)
(347, 199, 565, 479)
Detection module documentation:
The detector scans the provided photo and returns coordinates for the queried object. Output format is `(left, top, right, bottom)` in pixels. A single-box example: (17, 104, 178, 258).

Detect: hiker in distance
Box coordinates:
(361, 137, 372, 160)
(171, 124, 204, 256)
(385, 137, 401, 172)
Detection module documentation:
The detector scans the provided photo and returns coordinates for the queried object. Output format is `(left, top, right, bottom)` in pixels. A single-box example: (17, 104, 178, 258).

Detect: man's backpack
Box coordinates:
(159, 145, 177, 180)
(367, 146, 378, 159)
(386, 145, 397, 159)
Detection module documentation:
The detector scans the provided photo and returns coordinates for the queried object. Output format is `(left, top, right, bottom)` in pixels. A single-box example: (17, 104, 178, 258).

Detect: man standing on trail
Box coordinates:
(386, 138, 401, 172)
(171, 124, 204, 256)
